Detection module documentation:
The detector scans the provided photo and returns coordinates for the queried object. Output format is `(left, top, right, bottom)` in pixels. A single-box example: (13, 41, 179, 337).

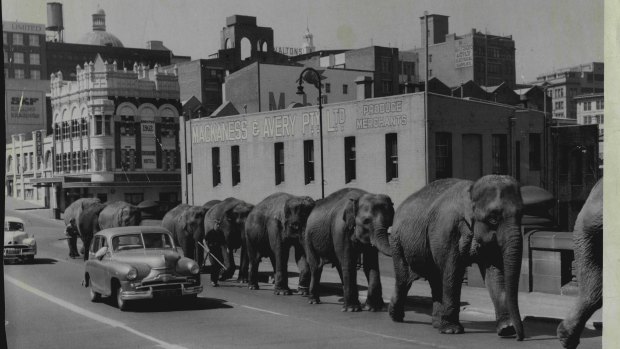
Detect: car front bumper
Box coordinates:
(3, 246, 36, 260)
(119, 281, 203, 301)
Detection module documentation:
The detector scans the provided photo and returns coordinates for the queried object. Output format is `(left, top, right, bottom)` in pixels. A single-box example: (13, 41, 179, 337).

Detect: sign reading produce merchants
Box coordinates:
(5, 90, 44, 125)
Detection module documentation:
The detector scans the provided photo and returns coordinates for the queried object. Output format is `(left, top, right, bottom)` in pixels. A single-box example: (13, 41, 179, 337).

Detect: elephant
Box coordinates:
(203, 197, 254, 286)
(203, 199, 222, 212)
(161, 204, 208, 266)
(557, 178, 603, 349)
(64, 198, 102, 257)
(388, 175, 525, 340)
(77, 201, 108, 260)
(244, 193, 315, 295)
(304, 188, 394, 312)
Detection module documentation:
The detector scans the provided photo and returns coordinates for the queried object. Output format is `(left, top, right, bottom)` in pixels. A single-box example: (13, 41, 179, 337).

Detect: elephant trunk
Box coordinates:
(371, 227, 392, 257)
(501, 231, 525, 341)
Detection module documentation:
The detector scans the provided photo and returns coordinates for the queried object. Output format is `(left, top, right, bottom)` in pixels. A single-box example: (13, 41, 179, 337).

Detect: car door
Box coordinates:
(88, 236, 108, 294)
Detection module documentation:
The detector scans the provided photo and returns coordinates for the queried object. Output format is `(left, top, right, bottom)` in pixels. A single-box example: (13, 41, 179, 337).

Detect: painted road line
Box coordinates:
(5, 275, 188, 349)
(238, 304, 289, 316)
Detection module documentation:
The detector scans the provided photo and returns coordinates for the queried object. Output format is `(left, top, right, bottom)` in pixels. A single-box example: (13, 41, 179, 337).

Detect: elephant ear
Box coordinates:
(342, 198, 358, 231)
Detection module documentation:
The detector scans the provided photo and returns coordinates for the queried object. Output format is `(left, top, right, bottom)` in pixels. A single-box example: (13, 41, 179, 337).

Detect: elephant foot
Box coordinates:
(219, 270, 235, 281)
(342, 302, 362, 312)
(439, 321, 464, 334)
(248, 284, 260, 290)
(210, 281, 219, 287)
(274, 287, 292, 296)
(557, 321, 580, 349)
(297, 287, 309, 297)
(432, 318, 441, 329)
(388, 302, 404, 322)
(497, 324, 516, 337)
(364, 297, 385, 312)
(237, 277, 248, 284)
(308, 296, 321, 304)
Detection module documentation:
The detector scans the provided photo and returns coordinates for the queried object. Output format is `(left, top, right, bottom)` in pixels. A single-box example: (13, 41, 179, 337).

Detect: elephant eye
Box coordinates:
(362, 218, 372, 225)
(487, 217, 499, 226)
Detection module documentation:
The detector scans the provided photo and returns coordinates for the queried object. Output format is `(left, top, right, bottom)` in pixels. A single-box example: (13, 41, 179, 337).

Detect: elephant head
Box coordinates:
(343, 193, 394, 257)
(280, 196, 315, 240)
(464, 175, 524, 340)
(180, 206, 208, 243)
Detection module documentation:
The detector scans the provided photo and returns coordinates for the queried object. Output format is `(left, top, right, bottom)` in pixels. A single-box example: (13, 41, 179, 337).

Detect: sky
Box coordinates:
(3, 0, 604, 83)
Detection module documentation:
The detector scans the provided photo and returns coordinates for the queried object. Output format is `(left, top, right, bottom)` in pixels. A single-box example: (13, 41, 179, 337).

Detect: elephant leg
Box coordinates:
(273, 243, 291, 295)
(362, 248, 384, 311)
(307, 246, 323, 304)
(341, 247, 361, 312)
(246, 238, 261, 290)
(389, 240, 413, 322)
(429, 272, 443, 328)
(438, 255, 465, 334)
(195, 242, 205, 271)
(295, 244, 310, 295)
(558, 233, 602, 349)
(237, 243, 249, 283)
(208, 245, 224, 287)
(478, 261, 515, 336)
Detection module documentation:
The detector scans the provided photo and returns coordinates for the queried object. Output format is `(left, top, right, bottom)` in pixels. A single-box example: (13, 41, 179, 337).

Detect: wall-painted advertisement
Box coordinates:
(455, 44, 473, 68)
(190, 97, 409, 145)
(5, 90, 45, 125)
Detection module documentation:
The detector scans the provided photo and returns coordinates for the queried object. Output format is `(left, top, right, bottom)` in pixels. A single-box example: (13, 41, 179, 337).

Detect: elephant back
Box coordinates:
(162, 204, 191, 234)
(64, 198, 101, 226)
(77, 202, 107, 239)
(203, 199, 222, 212)
(98, 201, 141, 230)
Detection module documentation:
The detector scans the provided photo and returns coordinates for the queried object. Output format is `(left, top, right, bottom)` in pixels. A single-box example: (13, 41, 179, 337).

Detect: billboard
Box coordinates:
(455, 45, 473, 68)
(5, 89, 45, 125)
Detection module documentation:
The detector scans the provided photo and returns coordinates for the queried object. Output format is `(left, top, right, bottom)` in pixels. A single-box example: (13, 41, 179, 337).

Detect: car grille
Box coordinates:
(4, 247, 33, 256)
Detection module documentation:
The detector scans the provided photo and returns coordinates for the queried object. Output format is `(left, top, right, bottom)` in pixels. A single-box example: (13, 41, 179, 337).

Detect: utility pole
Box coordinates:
(424, 11, 429, 184)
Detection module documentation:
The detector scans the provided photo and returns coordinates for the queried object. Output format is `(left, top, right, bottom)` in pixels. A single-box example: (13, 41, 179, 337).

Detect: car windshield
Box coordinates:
(4, 221, 24, 232)
(112, 233, 173, 252)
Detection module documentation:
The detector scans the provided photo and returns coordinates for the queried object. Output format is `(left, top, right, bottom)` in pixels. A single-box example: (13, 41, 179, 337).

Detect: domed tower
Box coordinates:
(301, 25, 315, 54)
(77, 7, 124, 47)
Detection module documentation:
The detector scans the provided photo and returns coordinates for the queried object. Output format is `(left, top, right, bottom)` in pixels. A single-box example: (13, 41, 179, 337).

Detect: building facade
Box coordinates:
(27, 54, 182, 211)
(534, 62, 604, 124)
(181, 92, 546, 207)
(574, 93, 604, 165)
(3, 21, 47, 80)
(411, 14, 516, 89)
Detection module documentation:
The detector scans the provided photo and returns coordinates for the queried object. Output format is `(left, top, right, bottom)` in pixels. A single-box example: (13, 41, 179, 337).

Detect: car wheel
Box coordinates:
(116, 286, 128, 311)
(89, 284, 101, 302)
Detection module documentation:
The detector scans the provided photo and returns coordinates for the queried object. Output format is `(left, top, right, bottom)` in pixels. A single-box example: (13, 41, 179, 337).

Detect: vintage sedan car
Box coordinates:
(4, 216, 37, 263)
(84, 226, 202, 310)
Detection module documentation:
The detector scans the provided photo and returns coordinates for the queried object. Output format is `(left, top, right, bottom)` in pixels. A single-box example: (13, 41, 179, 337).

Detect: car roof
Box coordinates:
(95, 226, 171, 238)
(4, 216, 25, 224)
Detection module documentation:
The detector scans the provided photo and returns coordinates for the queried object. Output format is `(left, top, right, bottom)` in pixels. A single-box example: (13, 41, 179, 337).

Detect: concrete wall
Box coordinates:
(185, 93, 426, 207)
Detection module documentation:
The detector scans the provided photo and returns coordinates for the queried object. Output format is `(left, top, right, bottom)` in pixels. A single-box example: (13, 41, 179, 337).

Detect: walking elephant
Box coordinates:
(557, 178, 603, 349)
(245, 193, 315, 294)
(161, 204, 208, 266)
(64, 198, 102, 258)
(204, 197, 254, 285)
(304, 188, 394, 312)
(388, 175, 526, 340)
(77, 201, 107, 260)
(98, 201, 142, 230)
(203, 199, 222, 212)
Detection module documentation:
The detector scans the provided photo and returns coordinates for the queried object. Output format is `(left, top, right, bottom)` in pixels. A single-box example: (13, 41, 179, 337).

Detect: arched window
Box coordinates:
(240, 37, 251, 61)
(225, 38, 233, 49)
(45, 151, 52, 169)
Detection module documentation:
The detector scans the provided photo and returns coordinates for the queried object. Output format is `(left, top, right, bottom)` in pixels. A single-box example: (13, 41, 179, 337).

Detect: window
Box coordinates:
(212, 147, 221, 186)
(71, 152, 77, 172)
(124, 193, 144, 206)
(95, 115, 103, 135)
(385, 133, 398, 181)
(325, 83, 331, 93)
(105, 149, 113, 171)
(29, 35, 39, 47)
(120, 116, 135, 136)
(382, 80, 392, 94)
(3, 50, 7, 63)
(81, 119, 89, 136)
(104, 116, 112, 135)
(231, 145, 240, 186)
(30, 69, 40, 80)
(429, 54, 432, 63)
(596, 100, 604, 110)
(13, 52, 24, 64)
(344, 136, 356, 183)
(304, 140, 314, 185)
(16, 155, 21, 174)
(62, 153, 68, 172)
(13, 33, 23, 45)
(492, 134, 508, 174)
(529, 133, 541, 171)
(14, 69, 25, 79)
(72, 120, 79, 138)
(435, 132, 452, 179)
(583, 115, 592, 124)
(82, 150, 90, 170)
(274, 142, 285, 185)
(29, 53, 40, 65)
(429, 69, 433, 77)
(584, 102, 592, 111)
(342, 84, 348, 94)
(95, 149, 104, 171)
(381, 56, 392, 73)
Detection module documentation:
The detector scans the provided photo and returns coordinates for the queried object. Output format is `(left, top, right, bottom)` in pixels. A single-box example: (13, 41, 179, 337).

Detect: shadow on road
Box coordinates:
(403, 295, 470, 317)
(521, 316, 601, 340)
(4, 258, 58, 265)
(121, 297, 233, 312)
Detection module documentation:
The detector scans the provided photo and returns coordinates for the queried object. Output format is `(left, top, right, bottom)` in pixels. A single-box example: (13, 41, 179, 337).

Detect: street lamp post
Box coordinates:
(296, 67, 325, 199)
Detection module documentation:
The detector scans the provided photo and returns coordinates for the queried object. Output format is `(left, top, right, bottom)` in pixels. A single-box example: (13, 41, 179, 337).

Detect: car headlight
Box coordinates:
(127, 267, 138, 280)
(189, 263, 200, 275)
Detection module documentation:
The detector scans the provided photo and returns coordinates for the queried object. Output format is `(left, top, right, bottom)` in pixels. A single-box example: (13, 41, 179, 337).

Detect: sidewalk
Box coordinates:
(5, 196, 61, 221)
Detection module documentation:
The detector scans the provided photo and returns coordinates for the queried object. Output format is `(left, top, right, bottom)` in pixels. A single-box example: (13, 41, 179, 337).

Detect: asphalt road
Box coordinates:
(4, 208, 602, 349)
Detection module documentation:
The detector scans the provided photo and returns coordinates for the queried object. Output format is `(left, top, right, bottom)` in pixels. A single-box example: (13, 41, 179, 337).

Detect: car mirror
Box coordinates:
(176, 246, 185, 257)
(94, 246, 108, 260)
